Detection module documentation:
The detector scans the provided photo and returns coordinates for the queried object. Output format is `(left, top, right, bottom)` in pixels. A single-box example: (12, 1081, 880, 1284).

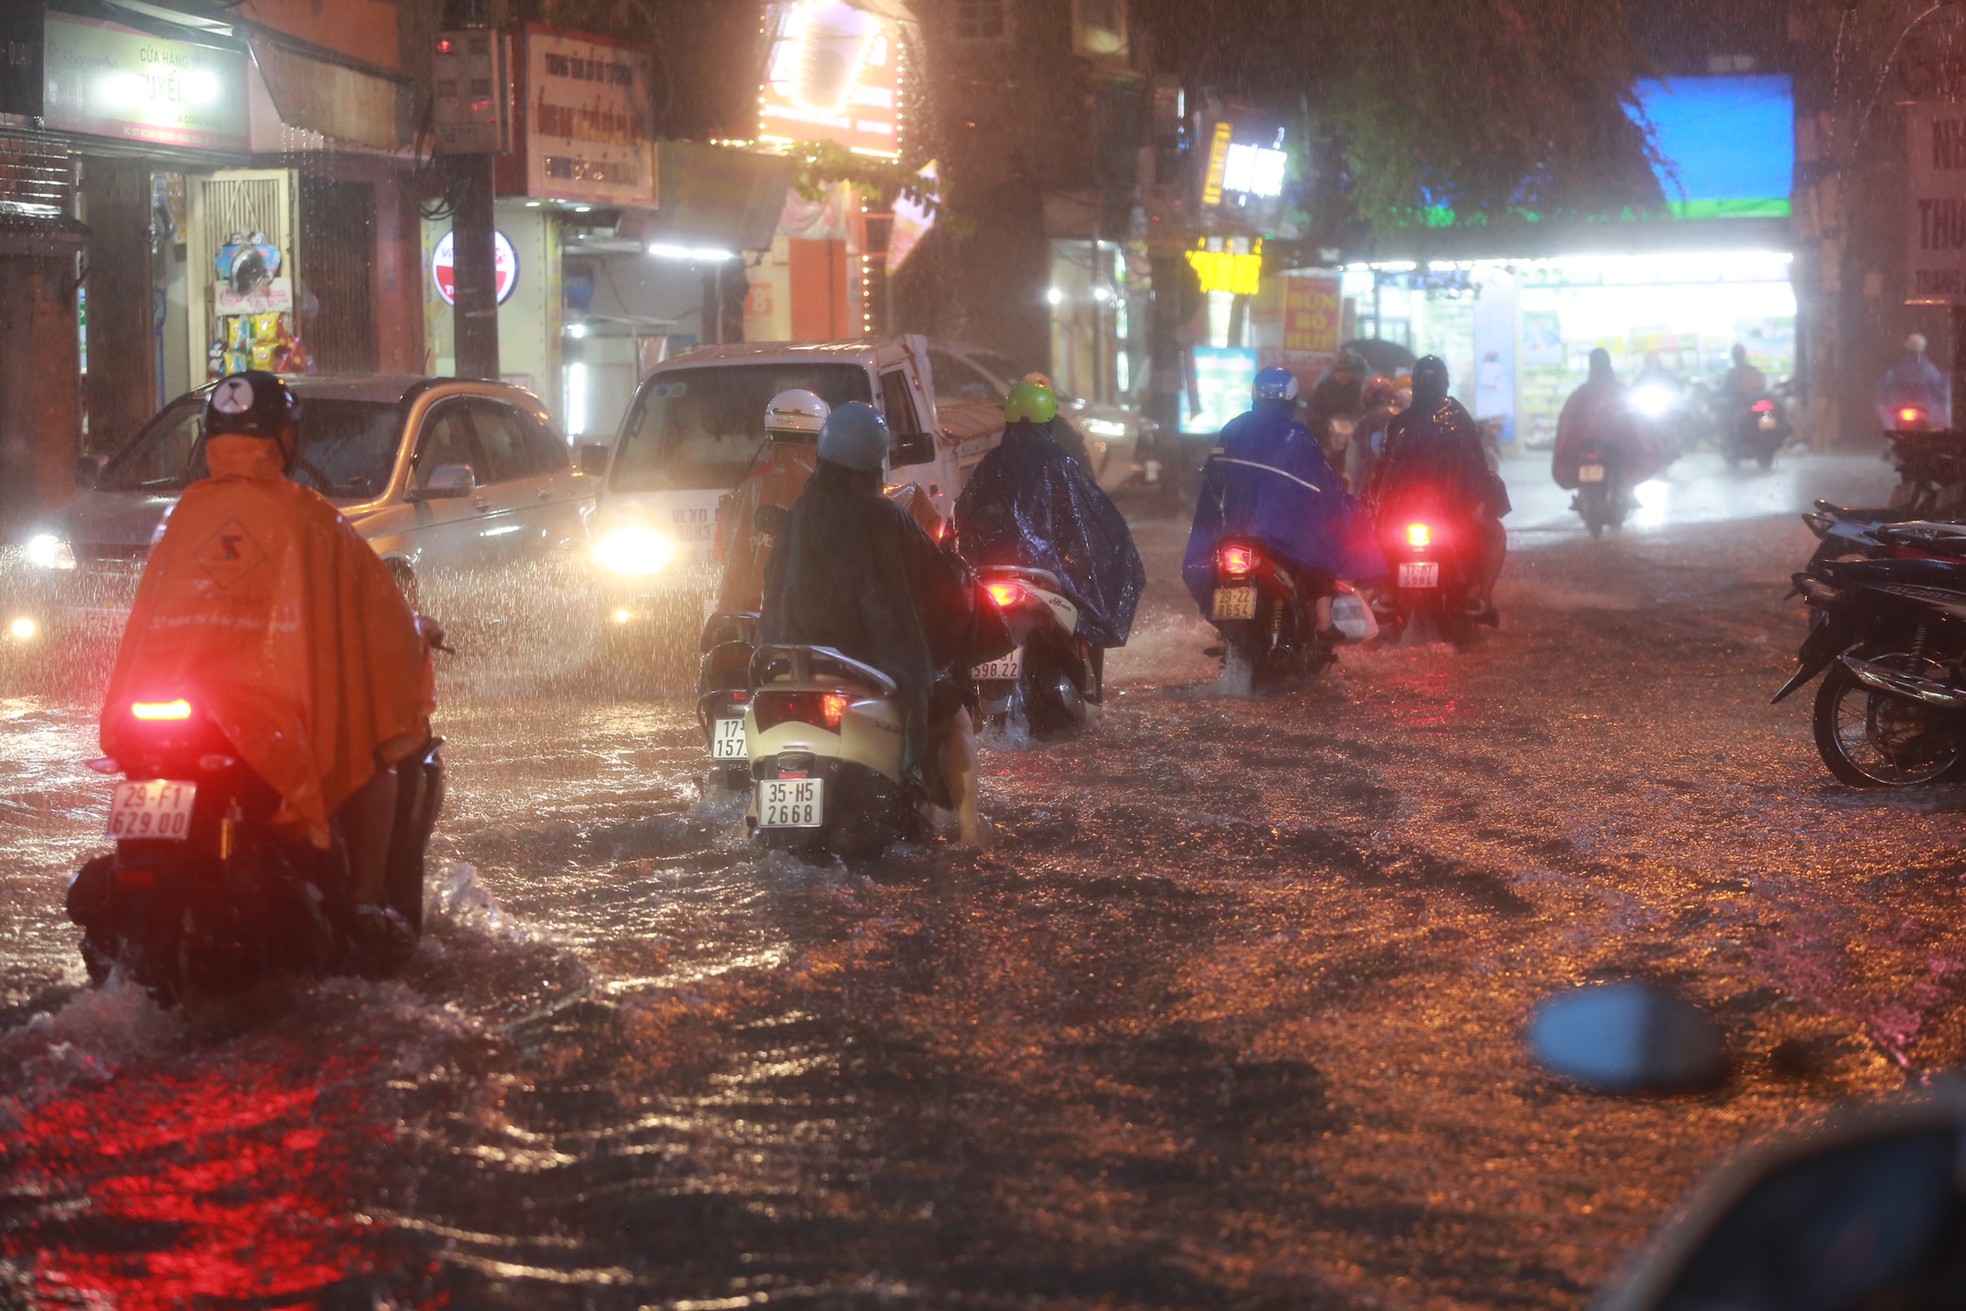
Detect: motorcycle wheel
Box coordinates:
(1811, 658, 1966, 787)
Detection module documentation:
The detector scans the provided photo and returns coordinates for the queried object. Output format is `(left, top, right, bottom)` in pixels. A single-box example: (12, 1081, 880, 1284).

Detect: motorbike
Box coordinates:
(697, 610, 761, 790)
(1774, 551, 1966, 787)
(1571, 449, 1630, 539)
(1723, 393, 1789, 469)
(744, 643, 927, 859)
(1882, 418, 1966, 518)
(1801, 499, 1966, 573)
(973, 566, 1101, 738)
(1375, 504, 1487, 647)
(66, 696, 444, 1004)
(1201, 537, 1334, 690)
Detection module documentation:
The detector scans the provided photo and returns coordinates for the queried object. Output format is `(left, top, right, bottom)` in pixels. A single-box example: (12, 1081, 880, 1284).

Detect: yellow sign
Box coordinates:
(1200, 120, 1233, 207)
(1187, 238, 1262, 296)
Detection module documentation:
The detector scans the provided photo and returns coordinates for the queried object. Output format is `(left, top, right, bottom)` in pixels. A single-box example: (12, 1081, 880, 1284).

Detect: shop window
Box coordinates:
(953, 0, 1009, 43)
(414, 406, 481, 489)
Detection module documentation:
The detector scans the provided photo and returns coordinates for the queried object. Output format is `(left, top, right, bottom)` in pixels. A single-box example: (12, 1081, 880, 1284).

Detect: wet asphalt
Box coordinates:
(2, 448, 1963, 1310)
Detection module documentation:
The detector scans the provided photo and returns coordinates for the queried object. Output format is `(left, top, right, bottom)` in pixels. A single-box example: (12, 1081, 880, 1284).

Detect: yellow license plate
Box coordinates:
(1212, 587, 1256, 620)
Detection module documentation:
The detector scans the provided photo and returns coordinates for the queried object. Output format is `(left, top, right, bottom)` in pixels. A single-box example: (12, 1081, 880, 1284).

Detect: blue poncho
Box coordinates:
(1181, 400, 1387, 614)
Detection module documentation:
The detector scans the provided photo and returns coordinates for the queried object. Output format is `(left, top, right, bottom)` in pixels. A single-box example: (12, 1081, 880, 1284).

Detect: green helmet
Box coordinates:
(1003, 381, 1059, 425)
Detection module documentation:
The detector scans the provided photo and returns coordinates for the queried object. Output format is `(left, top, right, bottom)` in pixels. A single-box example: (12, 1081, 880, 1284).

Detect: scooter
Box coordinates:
(1723, 395, 1788, 469)
(697, 610, 760, 790)
(744, 644, 925, 859)
(66, 696, 443, 1005)
(1376, 507, 1487, 647)
(1201, 537, 1333, 690)
(974, 567, 1101, 737)
(1571, 449, 1630, 539)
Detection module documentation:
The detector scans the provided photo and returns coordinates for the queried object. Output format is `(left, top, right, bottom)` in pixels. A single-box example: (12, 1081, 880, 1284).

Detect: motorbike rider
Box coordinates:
(1182, 367, 1385, 644)
(713, 389, 831, 614)
(1723, 343, 1768, 406)
(1017, 370, 1090, 465)
(1367, 354, 1509, 621)
(954, 380, 1146, 660)
(1305, 351, 1365, 435)
(1552, 347, 1665, 493)
(100, 370, 435, 953)
(1875, 332, 1950, 431)
(1346, 374, 1400, 494)
(760, 401, 1005, 847)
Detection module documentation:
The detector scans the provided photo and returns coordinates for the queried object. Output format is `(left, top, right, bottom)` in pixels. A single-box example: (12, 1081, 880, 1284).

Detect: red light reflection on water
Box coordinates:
(1, 1049, 415, 1309)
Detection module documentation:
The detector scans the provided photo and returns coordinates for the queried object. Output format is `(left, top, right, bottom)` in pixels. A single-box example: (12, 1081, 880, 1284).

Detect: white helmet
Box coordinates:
(1907, 333, 1929, 356)
(764, 388, 829, 440)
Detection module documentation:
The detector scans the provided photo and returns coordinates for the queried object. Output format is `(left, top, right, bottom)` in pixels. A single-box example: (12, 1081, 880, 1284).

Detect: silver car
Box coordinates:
(923, 342, 1153, 494)
(7, 375, 596, 653)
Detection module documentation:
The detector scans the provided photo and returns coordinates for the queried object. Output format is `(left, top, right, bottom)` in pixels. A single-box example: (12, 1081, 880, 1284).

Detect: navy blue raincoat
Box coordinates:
(954, 420, 1145, 648)
(1181, 399, 1387, 615)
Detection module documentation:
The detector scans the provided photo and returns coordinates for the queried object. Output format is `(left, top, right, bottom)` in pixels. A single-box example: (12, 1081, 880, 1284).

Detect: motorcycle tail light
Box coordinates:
(1405, 523, 1432, 549)
(986, 581, 1025, 609)
(1751, 399, 1775, 414)
(1218, 545, 1257, 576)
(131, 699, 192, 721)
(753, 690, 849, 733)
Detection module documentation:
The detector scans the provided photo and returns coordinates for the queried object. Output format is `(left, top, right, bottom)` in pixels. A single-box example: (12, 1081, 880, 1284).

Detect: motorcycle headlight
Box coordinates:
(594, 525, 675, 577)
(1629, 385, 1674, 419)
(1081, 417, 1129, 440)
(24, 533, 76, 571)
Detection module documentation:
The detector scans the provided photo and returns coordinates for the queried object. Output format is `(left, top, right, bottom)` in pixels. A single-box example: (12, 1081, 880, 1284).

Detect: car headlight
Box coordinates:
(1082, 417, 1129, 440)
(24, 534, 76, 571)
(594, 525, 675, 576)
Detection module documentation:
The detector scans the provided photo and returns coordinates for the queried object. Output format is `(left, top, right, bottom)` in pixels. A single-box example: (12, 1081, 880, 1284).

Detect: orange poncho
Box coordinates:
(102, 436, 434, 848)
(715, 444, 946, 614)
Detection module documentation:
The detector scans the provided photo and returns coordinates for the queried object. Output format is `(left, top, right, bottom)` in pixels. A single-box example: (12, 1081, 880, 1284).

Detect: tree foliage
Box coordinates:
(787, 141, 942, 214)
(1134, 0, 1667, 234)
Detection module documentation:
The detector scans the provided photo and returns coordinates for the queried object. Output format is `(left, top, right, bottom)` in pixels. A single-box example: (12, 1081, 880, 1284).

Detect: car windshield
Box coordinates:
(610, 364, 874, 493)
(95, 397, 405, 499)
(969, 348, 1079, 403)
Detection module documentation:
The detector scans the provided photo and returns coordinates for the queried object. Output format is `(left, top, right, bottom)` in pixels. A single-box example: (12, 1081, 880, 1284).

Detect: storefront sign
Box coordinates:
(0, 4, 43, 119)
(215, 276, 293, 316)
(431, 229, 519, 306)
(758, 0, 903, 160)
(515, 27, 656, 208)
(1187, 237, 1262, 296)
(1201, 120, 1287, 210)
(1908, 100, 1966, 305)
(42, 13, 249, 153)
(1281, 274, 1340, 358)
(886, 160, 937, 276)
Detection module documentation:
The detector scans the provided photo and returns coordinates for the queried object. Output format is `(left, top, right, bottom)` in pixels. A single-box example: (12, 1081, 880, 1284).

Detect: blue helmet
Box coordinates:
(1253, 367, 1299, 403)
(817, 400, 889, 472)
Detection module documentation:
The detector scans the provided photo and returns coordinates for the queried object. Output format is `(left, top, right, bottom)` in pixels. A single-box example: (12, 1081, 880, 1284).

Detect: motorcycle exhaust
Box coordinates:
(1839, 654, 1966, 710)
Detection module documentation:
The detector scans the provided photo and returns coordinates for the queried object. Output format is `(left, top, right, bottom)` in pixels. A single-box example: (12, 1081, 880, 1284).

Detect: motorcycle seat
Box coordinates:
(1812, 499, 1924, 524)
(749, 643, 898, 698)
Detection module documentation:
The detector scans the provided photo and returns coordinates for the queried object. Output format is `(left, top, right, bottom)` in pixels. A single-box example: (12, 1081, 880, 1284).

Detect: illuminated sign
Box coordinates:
(1200, 121, 1233, 206)
(42, 13, 248, 153)
(1628, 76, 1793, 221)
(1281, 274, 1340, 358)
(1201, 120, 1287, 207)
(758, 0, 902, 160)
(1180, 347, 1259, 435)
(515, 27, 656, 207)
(431, 229, 520, 306)
(1187, 237, 1263, 296)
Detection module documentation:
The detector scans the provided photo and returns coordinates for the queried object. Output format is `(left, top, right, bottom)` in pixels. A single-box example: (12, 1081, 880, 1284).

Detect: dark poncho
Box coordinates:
(761, 461, 980, 779)
(952, 420, 1146, 648)
(1371, 395, 1511, 523)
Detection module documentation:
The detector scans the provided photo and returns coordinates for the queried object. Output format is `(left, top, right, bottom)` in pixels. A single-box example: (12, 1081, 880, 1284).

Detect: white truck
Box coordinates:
(587, 335, 1002, 630)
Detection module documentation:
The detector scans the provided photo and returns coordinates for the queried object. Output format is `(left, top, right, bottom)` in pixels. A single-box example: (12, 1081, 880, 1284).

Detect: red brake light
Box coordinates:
(753, 691, 850, 733)
(986, 581, 1024, 609)
(822, 693, 850, 728)
(1406, 523, 1432, 549)
(1218, 545, 1256, 577)
(1899, 406, 1922, 424)
(131, 699, 192, 722)
(435, 36, 455, 54)
(1751, 399, 1775, 414)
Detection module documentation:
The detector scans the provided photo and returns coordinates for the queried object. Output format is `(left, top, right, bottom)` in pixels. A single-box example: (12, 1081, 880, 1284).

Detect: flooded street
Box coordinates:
(4, 452, 1963, 1310)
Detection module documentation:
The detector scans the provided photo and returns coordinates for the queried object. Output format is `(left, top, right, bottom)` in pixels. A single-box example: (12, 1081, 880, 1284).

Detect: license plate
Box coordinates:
(1212, 587, 1257, 620)
(711, 718, 746, 760)
(1398, 562, 1440, 589)
(1578, 464, 1605, 483)
(972, 648, 1024, 682)
(758, 778, 824, 828)
(107, 779, 196, 841)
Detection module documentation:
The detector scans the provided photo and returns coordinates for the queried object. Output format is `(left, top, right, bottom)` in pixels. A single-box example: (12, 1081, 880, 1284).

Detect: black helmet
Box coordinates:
(204, 370, 300, 441)
(1412, 355, 1449, 407)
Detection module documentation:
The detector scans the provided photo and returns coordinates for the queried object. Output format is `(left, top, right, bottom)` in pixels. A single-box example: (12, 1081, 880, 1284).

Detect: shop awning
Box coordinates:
(617, 143, 795, 254)
(245, 29, 411, 152)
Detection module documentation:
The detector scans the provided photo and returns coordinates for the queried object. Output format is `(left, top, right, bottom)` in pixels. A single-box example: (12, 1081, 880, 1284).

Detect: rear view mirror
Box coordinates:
(414, 464, 478, 499)
(576, 442, 610, 477)
(1527, 981, 1728, 1094)
(76, 454, 106, 489)
(890, 431, 935, 468)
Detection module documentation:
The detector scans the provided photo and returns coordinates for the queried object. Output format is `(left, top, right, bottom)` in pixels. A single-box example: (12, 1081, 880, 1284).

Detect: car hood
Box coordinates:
(51, 489, 176, 555)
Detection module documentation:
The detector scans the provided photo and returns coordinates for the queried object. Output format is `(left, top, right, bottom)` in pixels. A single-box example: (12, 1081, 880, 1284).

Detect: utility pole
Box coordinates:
(432, 7, 507, 380)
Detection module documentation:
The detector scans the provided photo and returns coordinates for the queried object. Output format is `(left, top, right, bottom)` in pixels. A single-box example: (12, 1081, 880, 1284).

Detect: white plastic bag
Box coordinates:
(1331, 589, 1378, 644)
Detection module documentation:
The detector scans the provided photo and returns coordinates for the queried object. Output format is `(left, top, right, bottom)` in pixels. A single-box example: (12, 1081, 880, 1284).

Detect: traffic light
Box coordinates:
(430, 29, 507, 154)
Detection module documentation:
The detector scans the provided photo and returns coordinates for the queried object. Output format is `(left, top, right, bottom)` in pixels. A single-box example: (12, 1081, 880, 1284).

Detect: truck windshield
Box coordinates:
(97, 397, 406, 500)
(610, 364, 874, 493)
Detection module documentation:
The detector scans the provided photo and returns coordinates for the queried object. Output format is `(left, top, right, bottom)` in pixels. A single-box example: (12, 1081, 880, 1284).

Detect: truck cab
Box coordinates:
(589, 335, 1001, 623)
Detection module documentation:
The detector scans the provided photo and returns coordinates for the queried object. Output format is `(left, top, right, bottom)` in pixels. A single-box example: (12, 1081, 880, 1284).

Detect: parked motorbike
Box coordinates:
(66, 697, 444, 1004)
(1376, 505, 1487, 647)
(1883, 422, 1966, 517)
(1724, 394, 1789, 469)
(1774, 552, 1966, 787)
(1201, 537, 1333, 690)
(697, 610, 760, 790)
(1571, 449, 1630, 539)
(973, 566, 1100, 738)
(744, 644, 927, 859)
(1801, 498, 1966, 574)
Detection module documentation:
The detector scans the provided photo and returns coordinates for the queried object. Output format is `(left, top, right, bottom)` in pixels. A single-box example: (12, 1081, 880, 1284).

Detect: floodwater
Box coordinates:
(3, 450, 1962, 1310)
